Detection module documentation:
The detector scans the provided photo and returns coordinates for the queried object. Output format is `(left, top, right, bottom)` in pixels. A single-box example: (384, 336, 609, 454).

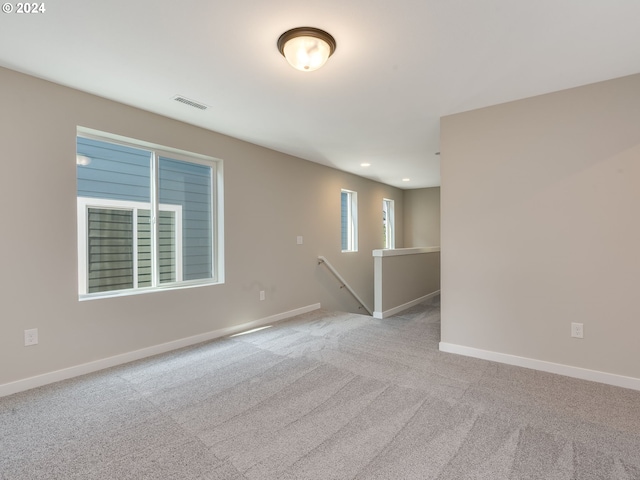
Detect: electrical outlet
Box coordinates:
(260, 290, 265, 301)
(24, 328, 38, 346)
(571, 322, 584, 339)
(297, 236, 303, 245)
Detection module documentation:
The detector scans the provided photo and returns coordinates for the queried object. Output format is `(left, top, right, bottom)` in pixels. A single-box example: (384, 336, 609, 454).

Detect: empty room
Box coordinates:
(1, 1, 640, 479)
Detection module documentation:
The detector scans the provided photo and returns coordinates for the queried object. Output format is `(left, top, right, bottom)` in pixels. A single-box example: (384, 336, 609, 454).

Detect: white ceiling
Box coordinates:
(1, 1, 639, 189)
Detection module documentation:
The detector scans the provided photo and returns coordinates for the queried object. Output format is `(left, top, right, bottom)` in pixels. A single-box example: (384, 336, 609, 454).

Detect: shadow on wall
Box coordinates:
(315, 261, 371, 315)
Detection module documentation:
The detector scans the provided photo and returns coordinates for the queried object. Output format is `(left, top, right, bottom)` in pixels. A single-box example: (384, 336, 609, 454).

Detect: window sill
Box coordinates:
(79, 279, 223, 301)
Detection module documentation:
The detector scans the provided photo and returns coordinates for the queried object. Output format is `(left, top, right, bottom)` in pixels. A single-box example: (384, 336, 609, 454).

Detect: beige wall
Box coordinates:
(373, 249, 440, 317)
(0, 67, 403, 386)
(404, 187, 440, 247)
(441, 74, 640, 379)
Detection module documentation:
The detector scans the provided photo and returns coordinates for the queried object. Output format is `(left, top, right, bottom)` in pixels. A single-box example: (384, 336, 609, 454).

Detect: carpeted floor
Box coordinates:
(2, 297, 640, 479)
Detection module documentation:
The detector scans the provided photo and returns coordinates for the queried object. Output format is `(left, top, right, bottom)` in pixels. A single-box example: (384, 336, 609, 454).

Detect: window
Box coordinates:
(76, 131, 222, 298)
(383, 198, 395, 249)
(341, 189, 358, 252)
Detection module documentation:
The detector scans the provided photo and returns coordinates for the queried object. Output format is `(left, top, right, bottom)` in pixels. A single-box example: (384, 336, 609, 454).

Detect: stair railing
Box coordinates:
(317, 256, 372, 315)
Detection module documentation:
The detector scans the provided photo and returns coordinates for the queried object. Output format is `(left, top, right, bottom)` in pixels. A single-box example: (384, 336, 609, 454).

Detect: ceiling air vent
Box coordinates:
(173, 95, 208, 110)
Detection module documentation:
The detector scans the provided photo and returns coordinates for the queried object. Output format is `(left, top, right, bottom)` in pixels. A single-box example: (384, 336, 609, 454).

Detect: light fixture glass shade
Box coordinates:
(283, 35, 331, 71)
(278, 27, 336, 72)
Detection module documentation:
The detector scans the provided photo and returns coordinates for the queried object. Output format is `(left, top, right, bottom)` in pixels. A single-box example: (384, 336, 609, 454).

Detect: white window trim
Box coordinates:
(77, 197, 183, 296)
(78, 127, 215, 167)
(383, 198, 395, 249)
(341, 189, 358, 253)
(76, 128, 225, 301)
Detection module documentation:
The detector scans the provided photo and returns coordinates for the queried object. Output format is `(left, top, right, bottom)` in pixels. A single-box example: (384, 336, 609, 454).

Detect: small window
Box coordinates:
(77, 199, 183, 293)
(76, 131, 222, 298)
(383, 198, 395, 249)
(341, 189, 358, 252)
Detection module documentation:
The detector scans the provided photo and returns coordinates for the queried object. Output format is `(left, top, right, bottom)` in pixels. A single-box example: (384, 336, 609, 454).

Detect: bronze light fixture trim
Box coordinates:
(277, 27, 337, 72)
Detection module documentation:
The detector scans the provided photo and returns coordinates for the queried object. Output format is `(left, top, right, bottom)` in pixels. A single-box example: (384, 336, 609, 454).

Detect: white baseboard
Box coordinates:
(0, 303, 321, 398)
(439, 342, 640, 392)
(373, 290, 440, 319)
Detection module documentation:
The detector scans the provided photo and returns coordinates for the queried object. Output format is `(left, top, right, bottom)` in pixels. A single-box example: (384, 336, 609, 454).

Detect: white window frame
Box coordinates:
(76, 127, 225, 300)
(341, 189, 358, 252)
(77, 198, 183, 295)
(383, 198, 395, 249)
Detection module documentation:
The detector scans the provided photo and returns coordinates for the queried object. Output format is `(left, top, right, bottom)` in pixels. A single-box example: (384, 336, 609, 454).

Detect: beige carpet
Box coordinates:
(2, 297, 640, 479)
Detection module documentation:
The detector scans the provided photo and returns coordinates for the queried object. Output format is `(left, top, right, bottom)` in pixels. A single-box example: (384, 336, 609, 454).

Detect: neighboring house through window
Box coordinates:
(76, 131, 222, 298)
(383, 198, 395, 249)
(341, 189, 358, 252)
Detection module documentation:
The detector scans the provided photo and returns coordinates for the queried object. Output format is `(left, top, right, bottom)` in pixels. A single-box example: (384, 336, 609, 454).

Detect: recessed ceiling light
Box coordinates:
(360, 163, 371, 167)
(402, 178, 410, 182)
(277, 27, 337, 72)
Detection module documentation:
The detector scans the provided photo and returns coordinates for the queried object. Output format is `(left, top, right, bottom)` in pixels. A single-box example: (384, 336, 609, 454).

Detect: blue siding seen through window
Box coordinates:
(341, 189, 357, 251)
(159, 157, 212, 281)
(77, 136, 214, 293)
(341, 191, 348, 251)
(77, 137, 151, 203)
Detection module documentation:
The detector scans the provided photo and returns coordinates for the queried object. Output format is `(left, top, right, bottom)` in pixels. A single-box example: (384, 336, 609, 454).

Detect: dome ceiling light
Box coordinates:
(277, 27, 336, 72)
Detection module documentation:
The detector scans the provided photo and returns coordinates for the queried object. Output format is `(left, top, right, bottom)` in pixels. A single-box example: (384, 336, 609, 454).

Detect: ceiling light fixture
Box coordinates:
(402, 178, 411, 182)
(277, 27, 336, 72)
(361, 163, 371, 167)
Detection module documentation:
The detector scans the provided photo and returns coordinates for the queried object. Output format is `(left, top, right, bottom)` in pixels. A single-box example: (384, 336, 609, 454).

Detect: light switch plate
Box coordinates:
(571, 322, 584, 339)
